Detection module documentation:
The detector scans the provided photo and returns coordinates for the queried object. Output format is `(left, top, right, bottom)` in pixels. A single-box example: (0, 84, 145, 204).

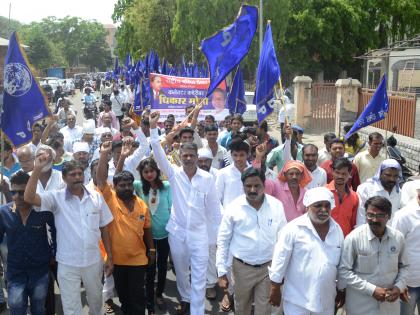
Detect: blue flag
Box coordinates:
(201, 5, 258, 97)
(255, 23, 281, 123)
(227, 67, 246, 114)
(1, 32, 50, 146)
(125, 53, 132, 69)
(345, 75, 389, 139)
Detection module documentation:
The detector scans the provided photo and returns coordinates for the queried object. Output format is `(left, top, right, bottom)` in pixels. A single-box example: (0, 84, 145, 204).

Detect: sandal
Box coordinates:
(104, 299, 115, 314)
(220, 292, 234, 312)
(156, 296, 166, 310)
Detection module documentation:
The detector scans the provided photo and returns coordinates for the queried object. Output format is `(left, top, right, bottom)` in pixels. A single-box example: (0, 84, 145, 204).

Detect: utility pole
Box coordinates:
(259, 0, 263, 52)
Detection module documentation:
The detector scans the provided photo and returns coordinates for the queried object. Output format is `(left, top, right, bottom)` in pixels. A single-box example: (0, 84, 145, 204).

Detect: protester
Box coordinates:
(353, 132, 385, 183)
(135, 157, 172, 313)
(72, 142, 91, 184)
(302, 144, 327, 189)
(0, 141, 21, 177)
(317, 132, 336, 166)
(97, 141, 155, 315)
(392, 182, 420, 315)
(220, 114, 243, 149)
(339, 196, 409, 315)
(24, 157, 114, 315)
(28, 123, 43, 154)
(202, 124, 229, 169)
(110, 88, 126, 125)
(60, 113, 83, 151)
(256, 120, 279, 154)
(16, 145, 35, 173)
(96, 113, 119, 136)
(97, 100, 120, 130)
(217, 167, 287, 314)
(326, 158, 359, 236)
(0, 171, 56, 315)
(269, 187, 345, 314)
(320, 138, 361, 191)
(400, 163, 420, 207)
(149, 111, 221, 314)
(356, 159, 402, 225)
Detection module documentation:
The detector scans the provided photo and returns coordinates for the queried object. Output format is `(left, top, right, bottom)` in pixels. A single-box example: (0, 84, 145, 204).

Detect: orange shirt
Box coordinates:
(326, 181, 358, 237)
(102, 183, 151, 266)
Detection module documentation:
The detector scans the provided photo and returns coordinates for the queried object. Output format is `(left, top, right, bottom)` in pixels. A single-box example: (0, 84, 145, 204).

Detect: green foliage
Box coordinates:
(0, 16, 22, 39)
(113, 0, 420, 83)
(19, 16, 111, 71)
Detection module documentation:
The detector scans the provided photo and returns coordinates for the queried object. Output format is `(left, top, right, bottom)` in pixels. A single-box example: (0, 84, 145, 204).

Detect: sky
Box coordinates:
(1, 0, 117, 25)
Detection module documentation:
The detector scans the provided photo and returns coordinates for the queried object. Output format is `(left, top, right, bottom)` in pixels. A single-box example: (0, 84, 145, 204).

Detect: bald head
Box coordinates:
(16, 145, 35, 173)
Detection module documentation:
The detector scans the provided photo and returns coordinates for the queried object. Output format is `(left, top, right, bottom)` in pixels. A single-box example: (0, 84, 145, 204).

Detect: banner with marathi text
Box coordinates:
(149, 73, 228, 121)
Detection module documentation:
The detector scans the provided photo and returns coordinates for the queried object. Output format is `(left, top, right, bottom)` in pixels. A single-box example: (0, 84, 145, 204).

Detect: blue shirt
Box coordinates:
(0, 203, 56, 281)
(0, 161, 21, 178)
(134, 181, 172, 240)
(220, 131, 233, 149)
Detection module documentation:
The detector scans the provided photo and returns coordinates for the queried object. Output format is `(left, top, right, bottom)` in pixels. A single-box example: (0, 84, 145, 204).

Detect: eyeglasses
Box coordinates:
(10, 190, 25, 196)
(366, 212, 388, 219)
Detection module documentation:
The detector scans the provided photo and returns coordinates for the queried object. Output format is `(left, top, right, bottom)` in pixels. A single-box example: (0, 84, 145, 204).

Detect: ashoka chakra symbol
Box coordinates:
(4, 62, 32, 97)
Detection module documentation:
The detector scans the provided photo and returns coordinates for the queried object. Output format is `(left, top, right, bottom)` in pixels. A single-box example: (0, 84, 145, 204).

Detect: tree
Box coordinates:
(0, 16, 22, 39)
(19, 16, 112, 71)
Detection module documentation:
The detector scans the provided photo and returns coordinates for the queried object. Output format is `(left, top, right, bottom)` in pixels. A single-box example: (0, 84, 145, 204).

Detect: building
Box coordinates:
(103, 24, 117, 59)
(357, 34, 420, 95)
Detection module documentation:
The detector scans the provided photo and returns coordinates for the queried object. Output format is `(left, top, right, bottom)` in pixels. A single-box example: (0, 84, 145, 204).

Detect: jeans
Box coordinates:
(8, 272, 49, 315)
(0, 237, 7, 304)
(114, 264, 147, 315)
(401, 286, 420, 315)
(146, 238, 170, 312)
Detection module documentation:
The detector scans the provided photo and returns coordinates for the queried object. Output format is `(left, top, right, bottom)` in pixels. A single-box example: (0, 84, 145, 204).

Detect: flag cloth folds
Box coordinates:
(1, 32, 50, 146)
(201, 5, 258, 97)
(255, 23, 281, 123)
(227, 67, 246, 114)
(345, 75, 389, 139)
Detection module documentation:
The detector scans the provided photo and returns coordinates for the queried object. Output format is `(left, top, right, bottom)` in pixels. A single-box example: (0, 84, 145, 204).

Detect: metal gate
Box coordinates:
(309, 83, 337, 133)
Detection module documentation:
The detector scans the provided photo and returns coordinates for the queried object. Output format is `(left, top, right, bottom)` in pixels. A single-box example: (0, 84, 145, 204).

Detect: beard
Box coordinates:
(116, 190, 134, 200)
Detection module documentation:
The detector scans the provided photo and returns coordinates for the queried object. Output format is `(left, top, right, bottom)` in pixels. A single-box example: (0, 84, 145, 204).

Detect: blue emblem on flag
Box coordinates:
(1, 32, 50, 146)
(201, 5, 258, 97)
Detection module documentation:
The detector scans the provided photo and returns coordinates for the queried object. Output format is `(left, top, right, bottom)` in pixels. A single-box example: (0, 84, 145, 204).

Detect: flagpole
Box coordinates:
(384, 113, 388, 158)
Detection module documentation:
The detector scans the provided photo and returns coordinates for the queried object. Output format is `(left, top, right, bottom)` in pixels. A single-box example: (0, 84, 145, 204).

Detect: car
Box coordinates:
(242, 91, 257, 125)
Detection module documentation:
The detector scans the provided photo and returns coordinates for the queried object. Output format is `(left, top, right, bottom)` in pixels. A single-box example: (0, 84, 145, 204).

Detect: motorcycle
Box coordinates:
(387, 133, 413, 183)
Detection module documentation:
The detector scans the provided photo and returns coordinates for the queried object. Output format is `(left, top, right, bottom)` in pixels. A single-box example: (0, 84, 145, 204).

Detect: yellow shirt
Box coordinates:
(102, 183, 151, 266)
(353, 150, 386, 183)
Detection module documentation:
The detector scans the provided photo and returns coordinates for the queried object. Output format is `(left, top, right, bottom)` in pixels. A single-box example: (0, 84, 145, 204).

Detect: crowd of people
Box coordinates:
(0, 82, 419, 315)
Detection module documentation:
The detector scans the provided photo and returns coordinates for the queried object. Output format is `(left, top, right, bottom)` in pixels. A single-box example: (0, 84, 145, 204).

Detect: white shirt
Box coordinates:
(202, 141, 228, 170)
(400, 179, 420, 208)
(110, 94, 126, 116)
(216, 164, 248, 208)
(317, 147, 331, 166)
(305, 167, 327, 189)
(392, 201, 420, 287)
(60, 125, 83, 148)
(150, 128, 221, 245)
(216, 194, 287, 276)
(339, 224, 408, 315)
(277, 98, 295, 124)
(269, 214, 344, 313)
(122, 129, 149, 180)
(38, 186, 113, 267)
(356, 180, 401, 226)
(36, 169, 65, 193)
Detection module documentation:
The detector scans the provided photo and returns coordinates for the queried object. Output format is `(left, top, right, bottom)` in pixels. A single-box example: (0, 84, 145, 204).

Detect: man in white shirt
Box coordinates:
(72, 142, 91, 185)
(216, 139, 250, 207)
(28, 123, 43, 154)
(202, 124, 229, 170)
(24, 156, 114, 315)
(149, 111, 221, 315)
(400, 165, 420, 207)
(339, 196, 409, 315)
(269, 187, 345, 315)
(392, 182, 420, 315)
(301, 144, 327, 189)
(353, 132, 385, 183)
(356, 159, 402, 226)
(60, 113, 83, 151)
(317, 132, 336, 166)
(196, 148, 219, 300)
(96, 113, 119, 136)
(217, 167, 287, 314)
(16, 145, 35, 173)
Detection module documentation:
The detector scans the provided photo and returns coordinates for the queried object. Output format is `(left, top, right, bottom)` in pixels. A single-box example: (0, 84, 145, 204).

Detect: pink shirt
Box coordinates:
(273, 180, 306, 222)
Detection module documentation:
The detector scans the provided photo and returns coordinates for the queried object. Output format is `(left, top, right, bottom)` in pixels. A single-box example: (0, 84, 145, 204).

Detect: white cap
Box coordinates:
(82, 119, 95, 134)
(72, 142, 90, 153)
(198, 148, 213, 160)
(303, 187, 335, 209)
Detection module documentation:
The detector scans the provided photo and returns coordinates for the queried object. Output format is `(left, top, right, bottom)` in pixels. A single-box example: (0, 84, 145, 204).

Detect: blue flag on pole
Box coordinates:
(125, 53, 132, 69)
(201, 5, 258, 97)
(1, 32, 50, 146)
(227, 67, 246, 114)
(345, 75, 389, 139)
(255, 23, 281, 123)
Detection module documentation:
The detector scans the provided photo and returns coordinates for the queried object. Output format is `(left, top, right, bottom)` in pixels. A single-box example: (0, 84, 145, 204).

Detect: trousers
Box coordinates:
(57, 261, 103, 315)
(283, 300, 334, 315)
(169, 234, 208, 315)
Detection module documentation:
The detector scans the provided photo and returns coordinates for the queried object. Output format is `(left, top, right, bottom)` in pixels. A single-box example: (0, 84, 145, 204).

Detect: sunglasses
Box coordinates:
(10, 190, 25, 196)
